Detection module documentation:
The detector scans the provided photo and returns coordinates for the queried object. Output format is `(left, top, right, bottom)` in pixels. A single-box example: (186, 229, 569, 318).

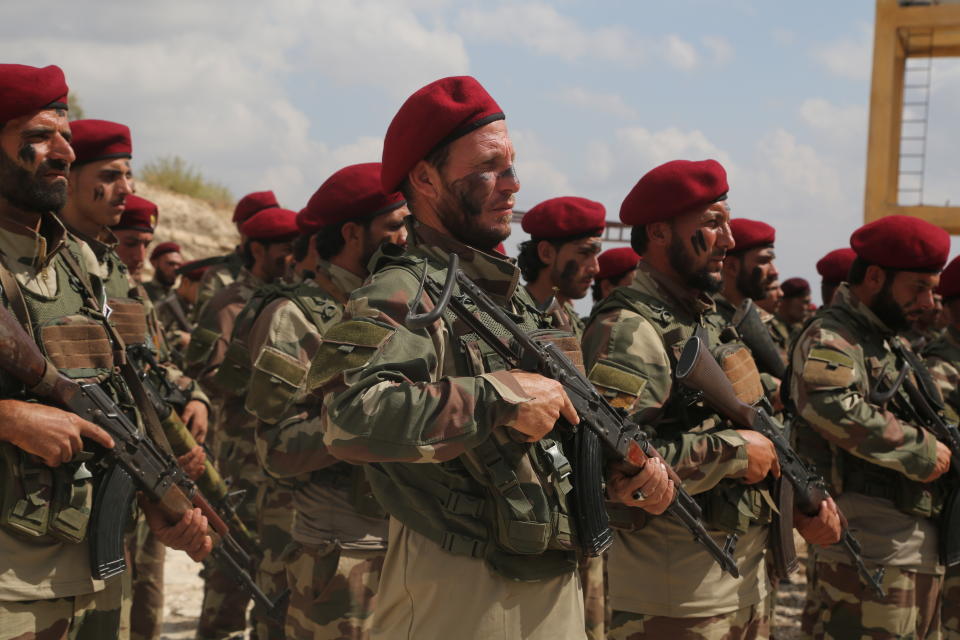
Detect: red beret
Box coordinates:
(150, 241, 181, 261)
(781, 277, 811, 298)
(177, 260, 209, 282)
(521, 197, 606, 240)
(597, 247, 640, 280)
(0, 64, 68, 123)
(381, 76, 504, 193)
(850, 215, 950, 272)
(938, 256, 960, 300)
(111, 195, 158, 232)
(69, 119, 132, 166)
(239, 207, 299, 241)
(494, 242, 506, 256)
(620, 159, 728, 226)
(233, 190, 279, 224)
(816, 248, 856, 284)
(298, 163, 405, 234)
(729, 218, 775, 252)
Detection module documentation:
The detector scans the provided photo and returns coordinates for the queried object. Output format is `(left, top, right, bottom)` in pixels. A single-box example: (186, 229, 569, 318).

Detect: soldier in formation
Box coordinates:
(143, 241, 183, 302)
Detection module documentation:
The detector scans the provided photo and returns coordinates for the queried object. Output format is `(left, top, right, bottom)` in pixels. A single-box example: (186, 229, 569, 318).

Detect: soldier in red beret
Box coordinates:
(518, 196, 605, 336)
(143, 241, 184, 303)
(582, 159, 840, 639)
(316, 76, 672, 640)
(0, 64, 209, 637)
(110, 193, 158, 283)
(790, 214, 952, 639)
(717, 219, 779, 320)
(816, 247, 856, 306)
(591, 246, 641, 306)
(776, 277, 811, 340)
(156, 260, 208, 354)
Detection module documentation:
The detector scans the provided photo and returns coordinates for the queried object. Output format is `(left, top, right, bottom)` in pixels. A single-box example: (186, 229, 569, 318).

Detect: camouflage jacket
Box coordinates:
(317, 221, 580, 579)
(924, 325, 960, 423)
(193, 249, 244, 322)
(142, 278, 172, 304)
(532, 289, 584, 338)
(905, 326, 943, 354)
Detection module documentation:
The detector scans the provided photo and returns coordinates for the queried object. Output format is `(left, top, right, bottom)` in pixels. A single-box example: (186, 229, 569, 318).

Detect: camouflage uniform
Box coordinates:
(906, 327, 945, 354)
(141, 277, 172, 304)
(155, 290, 194, 367)
(193, 250, 244, 322)
(0, 215, 130, 638)
(580, 261, 773, 639)
(790, 283, 946, 639)
(924, 326, 960, 639)
(318, 221, 584, 639)
(249, 261, 389, 639)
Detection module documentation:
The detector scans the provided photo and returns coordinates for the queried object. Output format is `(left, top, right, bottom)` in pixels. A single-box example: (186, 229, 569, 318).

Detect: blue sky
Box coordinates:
(8, 0, 956, 311)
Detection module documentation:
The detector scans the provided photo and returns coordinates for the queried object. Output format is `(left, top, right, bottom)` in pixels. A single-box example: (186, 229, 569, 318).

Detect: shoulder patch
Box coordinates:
(802, 347, 856, 388)
(306, 320, 396, 390)
(588, 360, 646, 409)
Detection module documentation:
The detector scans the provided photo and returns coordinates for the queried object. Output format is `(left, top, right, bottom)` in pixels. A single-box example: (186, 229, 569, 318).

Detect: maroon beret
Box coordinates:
(233, 190, 279, 224)
(597, 247, 640, 280)
(620, 159, 728, 226)
(850, 215, 950, 272)
(239, 207, 299, 241)
(298, 163, 405, 234)
(816, 248, 856, 284)
(69, 119, 132, 166)
(781, 277, 811, 298)
(150, 241, 181, 261)
(177, 260, 209, 282)
(111, 194, 158, 232)
(729, 218, 775, 253)
(494, 242, 506, 256)
(521, 197, 606, 240)
(381, 76, 504, 193)
(938, 255, 960, 300)
(0, 64, 68, 123)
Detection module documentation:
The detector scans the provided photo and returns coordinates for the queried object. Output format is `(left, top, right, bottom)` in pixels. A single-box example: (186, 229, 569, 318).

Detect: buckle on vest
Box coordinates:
(541, 442, 572, 481)
(441, 488, 485, 518)
(440, 531, 486, 559)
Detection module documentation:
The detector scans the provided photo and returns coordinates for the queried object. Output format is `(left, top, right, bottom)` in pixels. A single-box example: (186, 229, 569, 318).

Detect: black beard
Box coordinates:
(737, 263, 770, 300)
(870, 278, 910, 332)
(668, 233, 723, 293)
(436, 172, 509, 251)
(551, 258, 582, 300)
(0, 148, 68, 213)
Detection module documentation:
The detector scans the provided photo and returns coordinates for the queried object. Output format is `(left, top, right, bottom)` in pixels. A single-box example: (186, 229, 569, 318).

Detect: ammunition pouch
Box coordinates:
(843, 458, 943, 518)
(245, 346, 308, 423)
(39, 315, 114, 379)
(700, 479, 773, 535)
(106, 298, 147, 347)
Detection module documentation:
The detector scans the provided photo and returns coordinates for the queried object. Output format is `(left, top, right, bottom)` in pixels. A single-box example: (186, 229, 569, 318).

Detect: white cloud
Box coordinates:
(798, 98, 868, 143)
(702, 36, 734, 65)
(509, 129, 576, 207)
(664, 35, 700, 70)
(812, 24, 872, 80)
(556, 87, 639, 119)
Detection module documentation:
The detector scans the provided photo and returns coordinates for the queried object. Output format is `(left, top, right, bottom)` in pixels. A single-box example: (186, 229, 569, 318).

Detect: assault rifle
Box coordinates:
(870, 340, 960, 567)
(405, 253, 741, 577)
(126, 344, 261, 558)
(732, 299, 787, 379)
(676, 335, 886, 596)
(0, 304, 286, 619)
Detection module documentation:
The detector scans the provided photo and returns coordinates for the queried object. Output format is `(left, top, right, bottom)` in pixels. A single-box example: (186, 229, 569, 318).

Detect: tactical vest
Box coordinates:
(351, 253, 579, 581)
(586, 286, 772, 534)
(794, 305, 948, 519)
(0, 243, 120, 544)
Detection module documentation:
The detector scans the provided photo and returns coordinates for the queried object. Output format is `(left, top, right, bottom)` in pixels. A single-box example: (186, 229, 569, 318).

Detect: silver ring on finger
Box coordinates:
(632, 489, 647, 502)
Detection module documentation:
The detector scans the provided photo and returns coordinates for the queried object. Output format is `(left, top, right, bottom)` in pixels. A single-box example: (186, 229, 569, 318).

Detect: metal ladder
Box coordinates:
(898, 27, 935, 205)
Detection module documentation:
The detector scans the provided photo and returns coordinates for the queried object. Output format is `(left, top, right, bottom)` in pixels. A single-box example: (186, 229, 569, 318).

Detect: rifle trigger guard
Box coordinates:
(404, 253, 460, 330)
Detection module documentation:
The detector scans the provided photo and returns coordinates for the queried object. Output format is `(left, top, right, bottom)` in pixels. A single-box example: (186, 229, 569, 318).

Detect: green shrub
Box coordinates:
(140, 156, 233, 209)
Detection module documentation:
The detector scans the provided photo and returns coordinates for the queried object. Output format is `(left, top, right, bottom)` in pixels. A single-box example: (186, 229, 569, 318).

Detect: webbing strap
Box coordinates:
(0, 254, 34, 341)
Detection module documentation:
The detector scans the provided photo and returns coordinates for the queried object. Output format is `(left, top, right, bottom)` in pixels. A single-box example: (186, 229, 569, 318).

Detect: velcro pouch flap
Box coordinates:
(802, 347, 856, 388)
(306, 320, 394, 390)
(246, 346, 308, 423)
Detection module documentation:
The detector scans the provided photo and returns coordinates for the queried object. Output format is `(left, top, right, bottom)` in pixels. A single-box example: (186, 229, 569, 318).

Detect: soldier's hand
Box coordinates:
(181, 400, 209, 444)
(924, 441, 952, 483)
(607, 457, 674, 515)
(733, 430, 781, 484)
(177, 445, 206, 481)
(794, 496, 842, 546)
(503, 371, 579, 442)
(141, 497, 212, 562)
(0, 399, 114, 467)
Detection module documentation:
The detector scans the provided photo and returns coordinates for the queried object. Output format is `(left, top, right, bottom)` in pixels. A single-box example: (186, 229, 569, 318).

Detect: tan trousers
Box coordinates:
(372, 517, 585, 640)
(0, 575, 123, 640)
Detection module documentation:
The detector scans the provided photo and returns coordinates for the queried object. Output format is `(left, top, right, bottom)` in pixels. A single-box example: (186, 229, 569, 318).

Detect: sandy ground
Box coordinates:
(159, 541, 810, 639)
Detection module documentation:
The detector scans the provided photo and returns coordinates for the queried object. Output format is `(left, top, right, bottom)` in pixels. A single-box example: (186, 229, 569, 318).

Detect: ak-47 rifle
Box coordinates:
(126, 344, 261, 558)
(0, 304, 286, 619)
(405, 253, 741, 577)
(870, 339, 960, 567)
(676, 335, 886, 596)
(732, 299, 787, 380)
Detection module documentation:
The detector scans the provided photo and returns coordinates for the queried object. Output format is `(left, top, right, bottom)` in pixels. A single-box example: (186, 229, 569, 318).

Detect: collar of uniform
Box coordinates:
(67, 225, 117, 261)
(713, 292, 738, 316)
(832, 282, 894, 336)
(235, 266, 264, 290)
(318, 260, 363, 295)
(630, 261, 716, 317)
(0, 211, 68, 270)
(410, 219, 521, 306)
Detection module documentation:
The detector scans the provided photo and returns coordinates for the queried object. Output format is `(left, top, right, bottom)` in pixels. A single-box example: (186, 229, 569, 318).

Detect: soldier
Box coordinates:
(316, 75, 673, 640)
(143, 241, 183, 301)
(816, 248, 856, 308)
(715, 218, 779, 324)
(190, 205, 298, 640)
(790, 215, 953, 639)
(193, 190, 278, 319)
(905, 292, 946, 353)
(591, 246, 640, 307)
(0, 62, 209, 639)
(580, 159, 840, 639)
(777, 277, 811, 340)
(517, 197, 604, 336)
(245, 162, 407, 639)
(156, 260, 208, 359)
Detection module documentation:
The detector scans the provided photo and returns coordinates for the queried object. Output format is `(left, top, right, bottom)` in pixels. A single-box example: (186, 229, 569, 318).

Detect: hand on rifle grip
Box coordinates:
(924, 441, 952, 483)
(608, 458, 674, 515)
(503, 371, 579, 442)
(734, 430, 781, 483)
(0, 399, 114, 467)
(141, 495, 212, 562)
(794, 496, 842, 546)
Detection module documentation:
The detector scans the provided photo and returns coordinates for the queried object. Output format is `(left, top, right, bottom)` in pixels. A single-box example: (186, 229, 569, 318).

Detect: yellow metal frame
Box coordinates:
(865, 0, 960, 231)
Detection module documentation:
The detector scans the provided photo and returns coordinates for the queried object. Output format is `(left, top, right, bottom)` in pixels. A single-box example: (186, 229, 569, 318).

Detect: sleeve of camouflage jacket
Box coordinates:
(249, 299, 338, 477)
(581, 308, 748, 495)
(923, 353, 960, 424)
(319, 265, 535, 464)
(792, 325, 938, 481)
